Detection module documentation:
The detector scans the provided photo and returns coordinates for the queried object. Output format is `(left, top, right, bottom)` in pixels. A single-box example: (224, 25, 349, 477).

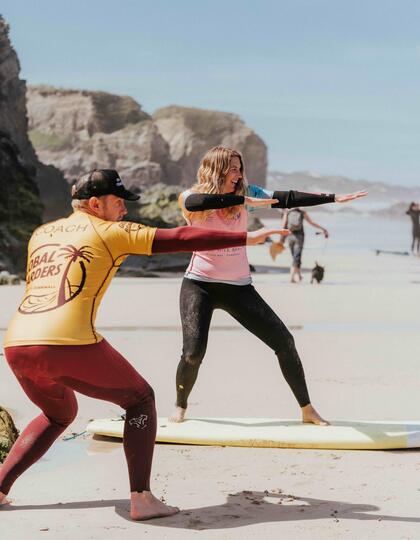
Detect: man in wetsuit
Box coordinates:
(0, 169, 285, 520)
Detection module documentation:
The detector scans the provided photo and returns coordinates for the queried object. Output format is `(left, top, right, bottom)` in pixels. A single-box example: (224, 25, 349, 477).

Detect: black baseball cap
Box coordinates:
(71, 169, 140, 201)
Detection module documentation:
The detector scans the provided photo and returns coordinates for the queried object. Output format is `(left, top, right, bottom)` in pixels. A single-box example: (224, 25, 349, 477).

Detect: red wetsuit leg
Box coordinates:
(0, 341, 155, 494)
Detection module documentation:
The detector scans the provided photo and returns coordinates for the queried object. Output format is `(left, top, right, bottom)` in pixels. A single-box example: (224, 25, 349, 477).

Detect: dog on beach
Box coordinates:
(311, 262, 325, 284)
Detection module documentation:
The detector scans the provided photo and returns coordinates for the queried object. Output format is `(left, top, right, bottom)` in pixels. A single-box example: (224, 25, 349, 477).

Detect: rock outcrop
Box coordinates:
(0, 19, 42, 272)
(27, 86, 181, 188)
(28, 86, 150, 138)
(0, 406, 19, 463)
(27, 89, 268, 191)
(153, 105, 267, 186)
(0, 132, 42, 272)
(126, 183, 184, 228)
(0, 17, 70, 230)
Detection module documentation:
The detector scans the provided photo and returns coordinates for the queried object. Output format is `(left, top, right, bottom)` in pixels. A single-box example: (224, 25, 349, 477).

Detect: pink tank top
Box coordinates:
(184, 194, 251, 285)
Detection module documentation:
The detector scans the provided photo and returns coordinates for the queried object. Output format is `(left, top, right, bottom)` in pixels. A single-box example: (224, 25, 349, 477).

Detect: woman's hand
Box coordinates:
(335, 191, 368, 203)
(247, 227, 290, 245)
(244, 196, 279, 207)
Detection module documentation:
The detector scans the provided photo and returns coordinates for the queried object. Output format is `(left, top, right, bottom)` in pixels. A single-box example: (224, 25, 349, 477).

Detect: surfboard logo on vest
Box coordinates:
(19, 243, 94, 314)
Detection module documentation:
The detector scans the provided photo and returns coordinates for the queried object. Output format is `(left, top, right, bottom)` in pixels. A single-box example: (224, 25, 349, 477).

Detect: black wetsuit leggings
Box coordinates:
(176, 278, 310, 409)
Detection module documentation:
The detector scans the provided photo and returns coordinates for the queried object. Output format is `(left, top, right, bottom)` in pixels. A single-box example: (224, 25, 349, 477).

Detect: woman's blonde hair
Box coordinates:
(190, 146, 248, 219)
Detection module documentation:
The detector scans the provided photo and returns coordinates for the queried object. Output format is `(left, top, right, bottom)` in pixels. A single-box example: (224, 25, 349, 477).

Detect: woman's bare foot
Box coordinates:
(130, 491, 179, 520)
(302, 404, 329, 426)
(169, 407, 186, 423)
(0, 491, 11, 506)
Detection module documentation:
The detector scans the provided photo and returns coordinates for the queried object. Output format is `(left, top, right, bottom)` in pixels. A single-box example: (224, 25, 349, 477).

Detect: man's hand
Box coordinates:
(244, 196, 279, 207)
(335, 191, 368, 203)
(247, 227, 290, 245)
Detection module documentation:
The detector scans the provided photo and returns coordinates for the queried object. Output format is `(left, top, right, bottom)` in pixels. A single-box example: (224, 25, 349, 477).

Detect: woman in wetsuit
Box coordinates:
(170, 146, 367, 425)
(406, 202, 420, 255)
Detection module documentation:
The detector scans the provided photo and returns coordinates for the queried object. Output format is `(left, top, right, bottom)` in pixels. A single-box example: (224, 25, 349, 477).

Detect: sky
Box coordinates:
(1, 0, 419, 186)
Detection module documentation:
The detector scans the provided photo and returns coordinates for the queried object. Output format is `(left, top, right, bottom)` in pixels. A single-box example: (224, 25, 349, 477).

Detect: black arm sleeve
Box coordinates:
(184, 193, 245, 212)
(271, 190, 335, 209)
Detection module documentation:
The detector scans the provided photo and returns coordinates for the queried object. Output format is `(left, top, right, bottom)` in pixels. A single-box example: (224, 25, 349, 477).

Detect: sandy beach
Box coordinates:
(1, 227, 420, 539)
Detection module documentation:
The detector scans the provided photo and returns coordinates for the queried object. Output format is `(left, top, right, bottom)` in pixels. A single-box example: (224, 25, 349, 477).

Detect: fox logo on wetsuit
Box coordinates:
(128, 415, 148, 429)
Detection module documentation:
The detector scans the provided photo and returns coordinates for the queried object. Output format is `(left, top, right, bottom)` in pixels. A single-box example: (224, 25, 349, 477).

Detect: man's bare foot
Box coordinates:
(130, 491, 179, 520)
(169, 407, 186, 423)
(302, 404, 329, 426)
(0, 491, 11, 506)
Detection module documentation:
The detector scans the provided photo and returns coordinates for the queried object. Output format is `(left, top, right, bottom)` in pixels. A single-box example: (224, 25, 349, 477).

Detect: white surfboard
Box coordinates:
(86, 417, 420, 450)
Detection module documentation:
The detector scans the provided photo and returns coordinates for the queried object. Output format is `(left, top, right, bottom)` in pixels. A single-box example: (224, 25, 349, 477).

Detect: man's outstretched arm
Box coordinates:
(152, 226, 289, 253)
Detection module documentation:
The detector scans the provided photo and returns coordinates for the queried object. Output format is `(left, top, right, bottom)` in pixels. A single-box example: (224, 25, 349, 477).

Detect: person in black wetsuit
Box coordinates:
(406, 202, 420, 255)
(283, 208, 329, 283)
(169, 146, 367, 426)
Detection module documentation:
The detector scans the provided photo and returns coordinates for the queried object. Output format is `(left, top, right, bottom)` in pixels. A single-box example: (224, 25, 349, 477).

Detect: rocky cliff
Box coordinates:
(0, 19, 45, 272)
(153, 105, 267, 186)
(0, 132, 42, 272)
(0, 17, 70, 227)
(27, 88, 268, 190)
(27, 86, 181, 189)
(0, 406, 19, 463)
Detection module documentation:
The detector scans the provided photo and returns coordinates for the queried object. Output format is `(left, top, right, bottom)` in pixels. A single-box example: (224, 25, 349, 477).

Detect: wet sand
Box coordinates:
(1, 245, 420, 539)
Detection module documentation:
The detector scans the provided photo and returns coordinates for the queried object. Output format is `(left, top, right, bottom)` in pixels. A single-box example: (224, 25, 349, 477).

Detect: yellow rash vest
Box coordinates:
(4, 211, 156, 347)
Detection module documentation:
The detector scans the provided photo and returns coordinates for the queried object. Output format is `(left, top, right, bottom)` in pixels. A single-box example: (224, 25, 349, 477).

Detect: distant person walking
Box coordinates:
(406, 202, 420, 255)
(283, 208, 329, 283)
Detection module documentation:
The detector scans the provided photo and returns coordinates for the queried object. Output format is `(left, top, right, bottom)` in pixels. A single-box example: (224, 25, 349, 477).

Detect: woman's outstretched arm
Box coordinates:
(183, 187, 367, 212)
(184, 189, 335, 211)
(184, 193, 278, 211)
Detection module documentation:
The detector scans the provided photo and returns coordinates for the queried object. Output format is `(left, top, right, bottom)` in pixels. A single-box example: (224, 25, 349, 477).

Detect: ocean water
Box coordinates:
(264, 213, 413, 254)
